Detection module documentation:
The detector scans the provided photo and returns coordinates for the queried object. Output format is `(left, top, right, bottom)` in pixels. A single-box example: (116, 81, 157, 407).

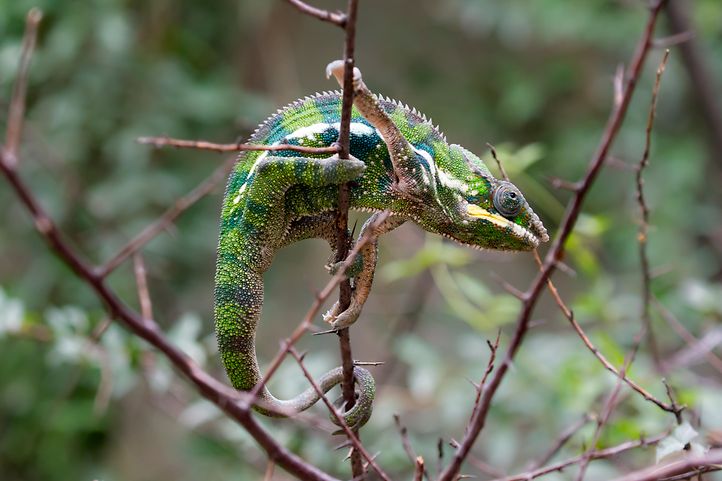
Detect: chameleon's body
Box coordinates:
(214, 62, 548, 428)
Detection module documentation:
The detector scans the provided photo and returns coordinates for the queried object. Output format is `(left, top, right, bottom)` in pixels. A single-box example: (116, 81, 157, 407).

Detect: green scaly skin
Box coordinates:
(214, 61, 549, 429)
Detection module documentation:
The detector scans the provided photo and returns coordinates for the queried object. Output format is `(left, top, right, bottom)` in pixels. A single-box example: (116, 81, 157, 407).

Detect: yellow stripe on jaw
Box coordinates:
(466, 204, 512, 230)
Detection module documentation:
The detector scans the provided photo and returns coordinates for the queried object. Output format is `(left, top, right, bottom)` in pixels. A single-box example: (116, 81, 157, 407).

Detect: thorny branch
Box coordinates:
(331, 0, 365, 477)
(492, 431, 671, 481)
(438, 3, 672, 480)
(137, 135, 340, 155)
(635, 49, 670, 370)
(575, 329, 646, 481)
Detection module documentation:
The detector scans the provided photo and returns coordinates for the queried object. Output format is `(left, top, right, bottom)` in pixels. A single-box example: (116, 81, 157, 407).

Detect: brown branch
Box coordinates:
(655, 298, 722, 376)
(526, 413, 594, 472)
(97, 157, 235, 277)
(4, 8, 42, 167)
(532, 250, 679, 414)
(635, 49, 670, 370)
(317, 0, 364, 477)
(491, 431, 670, 481)
(467, 331, 501, 426)
(609, 449, 722, 481)
(438, 3, 670, 479)
(284, 0, 346, 26)
(137, 136, 340, 155)
(448, 439, 506, 478)
(288, 347, 391, 481)
(575, 329, 646, 481)
(486, 143, 509, 182)
(394, 415, 429, 481)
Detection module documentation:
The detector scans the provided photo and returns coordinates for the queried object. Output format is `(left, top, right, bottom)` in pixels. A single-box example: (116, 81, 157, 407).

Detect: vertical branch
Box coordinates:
(333, 0, 363, 478)
(636, 49, 670, 370)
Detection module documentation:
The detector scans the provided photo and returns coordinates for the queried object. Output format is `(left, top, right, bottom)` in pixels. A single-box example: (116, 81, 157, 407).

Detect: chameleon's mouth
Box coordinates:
(467, 204, 549, 248)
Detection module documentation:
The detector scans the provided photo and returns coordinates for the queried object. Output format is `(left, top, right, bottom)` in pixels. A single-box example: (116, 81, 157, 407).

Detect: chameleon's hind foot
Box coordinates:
(325, 59, 363, 91)
(323, 299, 362, 329)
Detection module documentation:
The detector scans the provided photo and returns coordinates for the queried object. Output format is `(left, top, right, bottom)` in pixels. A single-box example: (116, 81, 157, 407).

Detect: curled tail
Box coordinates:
(214, 251, 374, 429)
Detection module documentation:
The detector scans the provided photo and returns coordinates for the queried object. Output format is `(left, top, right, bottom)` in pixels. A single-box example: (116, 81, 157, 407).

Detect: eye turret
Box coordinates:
(493, 182, 523, 218)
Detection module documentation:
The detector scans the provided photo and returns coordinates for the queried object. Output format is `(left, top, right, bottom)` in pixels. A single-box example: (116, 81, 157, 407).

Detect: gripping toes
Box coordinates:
(325, 59, 363, 91)
(323, 300, 362, 330)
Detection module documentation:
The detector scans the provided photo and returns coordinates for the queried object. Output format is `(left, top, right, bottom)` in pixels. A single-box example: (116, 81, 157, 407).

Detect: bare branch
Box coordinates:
(137, 136, 340, 155)
(4, 8, 42, 167)
(284, 0, 347, 27)
(575, 328, 646, 481)
(635, 49, 670, 370)
(97, 157, 235, 277)
(438, 3, 670, 479)
(394, 415, 429, 480)
(609, 449, 722, 481)
(655, 298, 722, 376)
(486, 143, 509, 182)
(492, 431, 670, 481)
(526, 413, 594, 471)
(531, 250, 680, 415)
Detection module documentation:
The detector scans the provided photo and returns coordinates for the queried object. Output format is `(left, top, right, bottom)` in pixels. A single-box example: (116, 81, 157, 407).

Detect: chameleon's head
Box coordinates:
(417, 145, 549, 251)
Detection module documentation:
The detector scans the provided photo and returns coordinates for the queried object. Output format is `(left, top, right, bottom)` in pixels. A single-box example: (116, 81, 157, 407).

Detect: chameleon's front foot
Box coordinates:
(325, 59, 363, 91)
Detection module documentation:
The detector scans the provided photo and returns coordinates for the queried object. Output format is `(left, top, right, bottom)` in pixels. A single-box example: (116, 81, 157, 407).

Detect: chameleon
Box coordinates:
(214, 60, 549, 429)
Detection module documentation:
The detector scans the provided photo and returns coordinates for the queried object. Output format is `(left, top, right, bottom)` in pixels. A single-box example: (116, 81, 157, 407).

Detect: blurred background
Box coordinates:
(1, 0, 722, 480)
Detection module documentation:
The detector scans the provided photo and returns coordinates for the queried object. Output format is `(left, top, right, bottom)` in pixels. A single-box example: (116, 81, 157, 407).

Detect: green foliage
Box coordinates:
(2, 1, 722, 480)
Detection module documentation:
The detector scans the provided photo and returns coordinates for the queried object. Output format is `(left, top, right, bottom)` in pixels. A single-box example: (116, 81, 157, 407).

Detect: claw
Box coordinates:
(325, 59, 362, 90)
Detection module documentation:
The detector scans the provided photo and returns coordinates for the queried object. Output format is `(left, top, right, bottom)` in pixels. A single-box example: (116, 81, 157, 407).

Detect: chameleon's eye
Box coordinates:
(493, 182, 523, 218)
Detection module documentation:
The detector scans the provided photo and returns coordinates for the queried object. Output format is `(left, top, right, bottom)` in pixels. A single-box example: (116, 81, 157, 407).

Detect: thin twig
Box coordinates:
(97, 157, 235, 277)
(526, 413, 594, 471)
(448, 439, 506, 478)
(486, 143, 509, 182)
(137, 136, 340, 155)
(654, 298, 722, 376)
(532, 251, 680, 415)
(4, 8, 42, 167)
(394, 415, 429, 481)
(284, 0, 346, 26)
(635, 49, 670, 370)
(575, 328, 646, 481)
(467, 331, 501, 427)
(609, 449, 722, 481)
(491, 431, 670, 481)
(438, 4, 670, 479)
